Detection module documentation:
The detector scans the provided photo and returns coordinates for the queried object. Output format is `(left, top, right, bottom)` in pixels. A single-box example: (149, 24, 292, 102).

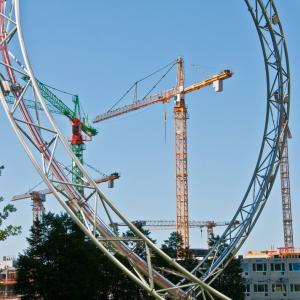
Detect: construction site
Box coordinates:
(0, 1, 299, 300)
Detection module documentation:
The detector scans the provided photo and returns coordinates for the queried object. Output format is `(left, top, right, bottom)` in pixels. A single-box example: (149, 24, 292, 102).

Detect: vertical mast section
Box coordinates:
(31, 192, 45, 223)
(279, 121, 294, 248)
(174, 57, 189, 257)
(71, 95, 84, 196)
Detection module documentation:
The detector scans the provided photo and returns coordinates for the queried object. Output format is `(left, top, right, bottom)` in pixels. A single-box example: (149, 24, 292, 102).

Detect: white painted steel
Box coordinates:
(0, 1, 230, 299)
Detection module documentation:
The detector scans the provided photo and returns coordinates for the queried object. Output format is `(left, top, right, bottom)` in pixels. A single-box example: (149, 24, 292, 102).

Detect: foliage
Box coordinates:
(16, 217, 245, 299)
(159, 232, 198, 285)
(161, 231, 182, 259)
(123, 221, 156, 260)
(206, 234, 245, 300)
(16, 213, 110, 299)
(211, 257, 245, 300)
(15, 213, 153, 300)
(160, 232, 244, 299)
(0, 196, 21, 241)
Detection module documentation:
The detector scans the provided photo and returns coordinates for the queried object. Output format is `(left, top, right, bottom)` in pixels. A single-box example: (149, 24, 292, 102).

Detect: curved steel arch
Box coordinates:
(187, 0, 290, 294)
(0, 1, 229, 299)
(0, 0, 290, 299)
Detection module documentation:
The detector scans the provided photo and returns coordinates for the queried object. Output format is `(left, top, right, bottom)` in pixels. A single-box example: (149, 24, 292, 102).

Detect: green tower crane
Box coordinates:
(23, 77, 97, 196)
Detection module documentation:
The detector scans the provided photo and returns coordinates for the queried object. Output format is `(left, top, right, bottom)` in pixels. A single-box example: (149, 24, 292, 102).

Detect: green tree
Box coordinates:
(161, 231, 183, 258)
(160, 232, 244, 299)
(16, 213, 111, 300)
(0, 197, 21, 240)
(206, 234, 245, 300)
(210, 257, 245, 300)
(15, 213, 154, 300)
(0, 166, 21, 241)
(159, 232, 197, 283)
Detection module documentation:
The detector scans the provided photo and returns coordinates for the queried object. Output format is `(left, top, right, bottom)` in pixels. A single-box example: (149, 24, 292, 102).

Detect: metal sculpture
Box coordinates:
(0, 0, 290, 299)
(0, 1, 229, 299)
(187, 2, 290, 295)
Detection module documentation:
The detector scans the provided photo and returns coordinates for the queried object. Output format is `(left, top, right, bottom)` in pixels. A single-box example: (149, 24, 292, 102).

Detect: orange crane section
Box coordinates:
(93, 58, 233, 257)
(174, 57, 189, 257)
(93, 67, 233, 123)
(94, 172, 120, 188)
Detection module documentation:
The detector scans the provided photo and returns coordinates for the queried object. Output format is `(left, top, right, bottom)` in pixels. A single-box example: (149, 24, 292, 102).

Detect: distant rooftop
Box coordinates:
(0, 256, 15, 270)
(244, 247, 300, 259)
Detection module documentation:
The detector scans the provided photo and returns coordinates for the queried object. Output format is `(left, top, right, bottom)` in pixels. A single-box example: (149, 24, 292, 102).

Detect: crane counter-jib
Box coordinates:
(183, 70, 233, 94)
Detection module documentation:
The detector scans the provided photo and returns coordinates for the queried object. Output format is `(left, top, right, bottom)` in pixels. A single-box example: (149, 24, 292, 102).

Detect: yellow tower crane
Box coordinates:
(93, 57, 233, 257)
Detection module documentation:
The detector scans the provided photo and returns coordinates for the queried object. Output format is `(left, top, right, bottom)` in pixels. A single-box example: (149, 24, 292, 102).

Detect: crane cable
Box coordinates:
(107, 59, 177, 112)
(39, 81, 92, 121)
(40, 81, 76, 97)
(84, 162, 107, 178)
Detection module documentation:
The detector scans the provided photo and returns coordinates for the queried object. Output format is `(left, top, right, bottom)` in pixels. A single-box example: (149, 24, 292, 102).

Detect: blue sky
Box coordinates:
(1, 1, 300, 257)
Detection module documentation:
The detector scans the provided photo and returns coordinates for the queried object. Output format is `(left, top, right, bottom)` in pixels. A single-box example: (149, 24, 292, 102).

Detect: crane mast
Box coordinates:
(70, 95, 85, 196)
(12, 189, 51, 223)
(31, 79, 98, 196)
(279, 122, 294, 248)
(174, 57, 189, 257)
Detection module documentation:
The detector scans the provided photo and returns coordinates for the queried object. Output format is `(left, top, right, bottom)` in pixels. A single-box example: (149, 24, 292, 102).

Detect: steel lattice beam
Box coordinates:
(185, 1, 290, 295)
(0, 1, 230, 299)
(0, 1, 290, 299)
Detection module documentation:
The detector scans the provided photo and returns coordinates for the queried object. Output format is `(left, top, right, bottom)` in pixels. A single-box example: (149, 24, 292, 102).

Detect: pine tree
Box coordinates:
(15, 213, 154, 299)
(16, 213, 111, 300)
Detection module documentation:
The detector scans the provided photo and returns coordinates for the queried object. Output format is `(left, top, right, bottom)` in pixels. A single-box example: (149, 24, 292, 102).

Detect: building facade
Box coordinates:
(242, 248, 300, 300)
(0, 256, 19, 300)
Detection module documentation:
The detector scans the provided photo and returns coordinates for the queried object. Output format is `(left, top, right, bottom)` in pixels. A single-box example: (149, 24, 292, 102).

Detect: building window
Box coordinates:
(244, 284, 250, 293)
(271, 263, 285, 272)
(254, 284, 268, 293)
(289, 263, 300, 271)
(253, 263, 267, 272)
(272, 283, 286, 292)
(290, 284, 300, 292)
(242, 263, 249, 272)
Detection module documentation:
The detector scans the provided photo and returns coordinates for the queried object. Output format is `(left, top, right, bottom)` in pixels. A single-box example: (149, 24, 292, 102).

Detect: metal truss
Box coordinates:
(0, 0, 290, 299)
(0, 1, 229, 299)
(183, 0, 290, 295)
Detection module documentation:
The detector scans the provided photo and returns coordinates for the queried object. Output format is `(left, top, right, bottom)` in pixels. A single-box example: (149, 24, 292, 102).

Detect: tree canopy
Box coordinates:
(16, 216, 245, 299)
(0, 197, 21, 241)
(15, 212, 152, 300)
(207, 234, 245, 300)
(0, 167, 21, 241)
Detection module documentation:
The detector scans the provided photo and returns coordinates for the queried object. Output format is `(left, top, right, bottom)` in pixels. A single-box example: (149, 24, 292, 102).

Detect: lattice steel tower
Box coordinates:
(174, 57, 189, 257)
(279, 117, 294, 248)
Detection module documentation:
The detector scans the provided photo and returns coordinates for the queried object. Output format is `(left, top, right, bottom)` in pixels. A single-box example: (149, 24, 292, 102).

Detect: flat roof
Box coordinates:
(244, 247, 300, 258)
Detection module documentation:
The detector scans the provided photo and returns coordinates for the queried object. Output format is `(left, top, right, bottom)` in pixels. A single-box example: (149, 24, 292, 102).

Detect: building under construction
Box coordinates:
(242, 248, 300, 300)
(0, 256, 18, 300)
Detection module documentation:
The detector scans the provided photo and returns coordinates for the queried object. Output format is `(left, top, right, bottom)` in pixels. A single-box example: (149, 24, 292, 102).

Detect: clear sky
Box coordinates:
(1, 1, 300, 257)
